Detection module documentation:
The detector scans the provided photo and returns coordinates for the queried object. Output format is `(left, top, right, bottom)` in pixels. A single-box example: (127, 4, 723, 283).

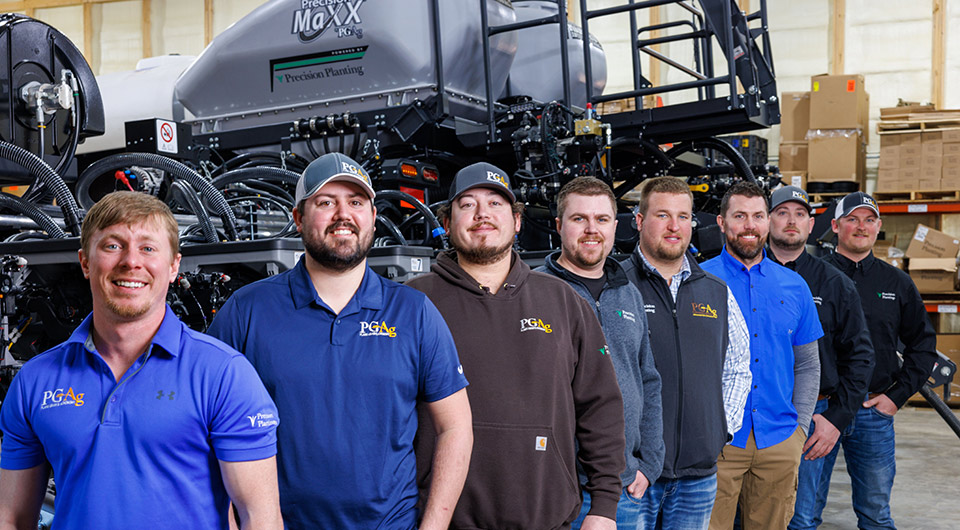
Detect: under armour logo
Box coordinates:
(156, 390, 175, 400)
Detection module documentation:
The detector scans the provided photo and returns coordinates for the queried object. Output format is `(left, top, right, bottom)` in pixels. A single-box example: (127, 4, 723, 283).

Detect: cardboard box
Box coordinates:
(880, 134, 900, 148)
(918, 178, 941, 190)
(923, 131, 944, 157)
(780, 92, 811, 143)
(807, 131, 865, 182)
(942, 129, 960, 143)
(810, 74, 869, 133)
(879, 151, 900, 170)
(901, 143, 922, 157)
(943, 154, 960, 168)
(875, 178, 901, 192)
(880, 104, 935, 118)
(943, 167, 960, 189)
(781, 171, 806, 189)
(944, 143, 960, 157)
(900, 167, 921, 182)
(900, 155, 922, 169)
(922, 154, 942, 169)
(908, 258, 958, 292)
(901, 132, 922, 146)
(778, 142, 808, 172)
(906, 224, 960, 259)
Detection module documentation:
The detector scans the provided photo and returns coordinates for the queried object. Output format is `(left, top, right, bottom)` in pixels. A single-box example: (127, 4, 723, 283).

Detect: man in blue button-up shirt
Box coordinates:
(701, 182, 822, 530)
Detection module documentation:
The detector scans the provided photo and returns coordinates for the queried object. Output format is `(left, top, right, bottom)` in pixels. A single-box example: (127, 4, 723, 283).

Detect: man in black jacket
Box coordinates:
(822, 191, 937, 529)
(764, 186, 875, 530)
(622, 177, 752, 530)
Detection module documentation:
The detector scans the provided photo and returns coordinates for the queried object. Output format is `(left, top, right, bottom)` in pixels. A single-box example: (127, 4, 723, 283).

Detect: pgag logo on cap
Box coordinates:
(486, 171, 508, 188)
(792, 190, 807, 201)
(342, 161, 371, 185)
(863, 196, 877, 208)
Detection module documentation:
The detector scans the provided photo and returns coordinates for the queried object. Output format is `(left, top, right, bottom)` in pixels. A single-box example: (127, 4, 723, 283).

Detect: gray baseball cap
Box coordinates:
(834, 191, 879, 220)
(295, 152, 375, 204)
(769, 185, 812, 213)
(448, 162, 516, 203)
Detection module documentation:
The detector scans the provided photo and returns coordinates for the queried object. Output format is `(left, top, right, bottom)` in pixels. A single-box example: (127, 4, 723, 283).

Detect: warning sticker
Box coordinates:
(156, 120, 178, 154)
(846, 79, 857, 92)
(915, 225, 929, 242)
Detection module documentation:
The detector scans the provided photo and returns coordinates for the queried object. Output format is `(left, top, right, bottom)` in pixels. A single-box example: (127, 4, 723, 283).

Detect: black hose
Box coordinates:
(212, 166, 300, 189)
(0, 141, 81, 236)
(919, 385, 960, 440)
(374, 190, 447, 247)
(305, 136, 322, 159)
(77, 152, 239, 240)
(0, 192, 66, 238)
(376, 214, 408, 246)
(350, 125, 361, 160)
(170, 180, 218, 244)
(4, 231, 50, 242)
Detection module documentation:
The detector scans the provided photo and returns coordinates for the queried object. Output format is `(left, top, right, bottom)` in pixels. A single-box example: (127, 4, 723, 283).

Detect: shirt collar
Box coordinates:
(719, 245, 768, 276)
(289, 255, 384, 312)
(636, 247, 691, 282)
(67, 305, 184, 358)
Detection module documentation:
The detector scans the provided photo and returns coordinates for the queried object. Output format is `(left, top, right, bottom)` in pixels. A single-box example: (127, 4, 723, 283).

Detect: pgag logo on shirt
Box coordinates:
(487, 171, 508, 189)
(520, 317, 553, 333)
(360, 320, 397, 337)
(41, 387, 85, 410)
(691, 302, 718, 319)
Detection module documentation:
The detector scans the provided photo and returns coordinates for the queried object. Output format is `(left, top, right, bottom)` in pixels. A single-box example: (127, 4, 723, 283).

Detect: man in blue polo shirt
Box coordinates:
(0, 191, 282, 530)
(702, 182, 822, 530)
(208, 152, 472, 530)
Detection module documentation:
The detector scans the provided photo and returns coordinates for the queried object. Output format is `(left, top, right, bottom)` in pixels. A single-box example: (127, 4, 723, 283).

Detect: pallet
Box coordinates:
(873, 190, 960, 202)
(877, 111, 960, 131)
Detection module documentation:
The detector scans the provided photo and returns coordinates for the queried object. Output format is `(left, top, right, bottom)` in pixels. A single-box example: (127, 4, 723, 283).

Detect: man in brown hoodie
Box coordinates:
(408, 162, 625, 530)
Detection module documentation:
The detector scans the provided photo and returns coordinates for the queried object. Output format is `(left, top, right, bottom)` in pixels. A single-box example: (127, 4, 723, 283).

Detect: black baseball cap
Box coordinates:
(295, 152, 375, 204)
(769, 185, 812, 213)
(834, 191, 879, 220)
(448, 162, 516, 203)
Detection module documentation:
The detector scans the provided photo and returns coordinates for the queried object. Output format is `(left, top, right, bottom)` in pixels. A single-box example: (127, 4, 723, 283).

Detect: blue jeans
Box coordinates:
(571, 486, 645, 530)
(788, 398, 897, 530)
(640, 474, 717, 530)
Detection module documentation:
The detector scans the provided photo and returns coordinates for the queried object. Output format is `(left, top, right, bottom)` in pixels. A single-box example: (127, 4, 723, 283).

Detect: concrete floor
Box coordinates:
(818, 406, 960, 530)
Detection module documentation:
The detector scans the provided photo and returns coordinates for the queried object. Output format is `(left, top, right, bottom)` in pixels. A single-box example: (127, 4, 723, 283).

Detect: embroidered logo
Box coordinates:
(487, 170, 509, 188)
(520, 318, 553, 333)
(644, 304, 656, 314)
(877, 292, 896, 301)
(812, 296, 822, 306)
(41, 387, 85, 409)
(692, 302, 718, 319)
(360, 320, 397, 337)
(156, 390, 176, 400)
(598, 345, 610, 356)
(247, 412, 279, 429)
(617, 310, 637, 322)
(535, 436, 548, 451)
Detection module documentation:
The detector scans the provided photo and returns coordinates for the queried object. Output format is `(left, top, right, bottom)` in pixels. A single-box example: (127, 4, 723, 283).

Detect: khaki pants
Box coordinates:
(708, 427, 805, 530)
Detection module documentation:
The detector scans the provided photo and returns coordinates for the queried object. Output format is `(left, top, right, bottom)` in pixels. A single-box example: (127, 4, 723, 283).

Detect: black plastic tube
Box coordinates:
(0, 141, 81, 236)
(376, 214, 408, 246)
(374, 189, 446, 248)
(77, 152, 238, 240)
(169, 180, 217, 244)
(0, 192, 66, 238)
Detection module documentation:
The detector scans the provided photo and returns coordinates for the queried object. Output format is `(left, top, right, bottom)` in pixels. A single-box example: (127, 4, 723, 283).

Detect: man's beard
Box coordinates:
(450, 224, 514, 266)
(105, 297, 152, 319)
(645, 233, 687, 262)
(726, 230, 766, 261)
(564, 238, 606, 270)
(770, 228, 806, 252)
(304, 221, 374, 272)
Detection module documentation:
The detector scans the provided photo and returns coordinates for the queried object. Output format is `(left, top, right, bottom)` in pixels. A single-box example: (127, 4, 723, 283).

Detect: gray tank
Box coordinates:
(505, 1, 606, 108)
(175, 0, 518, 132)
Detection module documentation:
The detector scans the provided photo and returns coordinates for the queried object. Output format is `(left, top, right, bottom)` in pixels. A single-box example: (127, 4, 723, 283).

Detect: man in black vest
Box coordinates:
(764, 186, 874, 530)
(622, 176, 752, 530)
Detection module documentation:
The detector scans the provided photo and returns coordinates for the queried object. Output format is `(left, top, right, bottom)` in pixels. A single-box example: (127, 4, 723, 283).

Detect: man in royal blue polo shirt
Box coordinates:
(0, 191, 282, 530)
(702, 182, 822, 530)
(208, 152, 472, 530)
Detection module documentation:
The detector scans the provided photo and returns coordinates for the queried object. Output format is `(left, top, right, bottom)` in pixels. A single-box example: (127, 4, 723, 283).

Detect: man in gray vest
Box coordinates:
(536, 176, 664, 529)
(622, 176, 752, 530)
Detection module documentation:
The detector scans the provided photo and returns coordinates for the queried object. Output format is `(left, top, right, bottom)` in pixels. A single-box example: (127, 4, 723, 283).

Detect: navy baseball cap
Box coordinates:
(834, 191, 879, 220)
(295, 152, 375, 204)
(448, 162, 516, 203)
(769, 185, 812, 213)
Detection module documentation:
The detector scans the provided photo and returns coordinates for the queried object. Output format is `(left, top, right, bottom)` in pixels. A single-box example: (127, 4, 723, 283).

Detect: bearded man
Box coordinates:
(208, 153, 472, 530)
(700, 182, 822, 530)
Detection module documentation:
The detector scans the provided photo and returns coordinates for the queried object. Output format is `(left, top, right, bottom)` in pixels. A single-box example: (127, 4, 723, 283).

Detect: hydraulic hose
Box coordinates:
(919, 385, 960, 440)
(169, 180, 218, 244)
(0, 141, 81, 236)
(376, 214, 408, 246)
(77, 152, 239, 240)
(0, 192, 66, 238)
(374, 190, 446, 248)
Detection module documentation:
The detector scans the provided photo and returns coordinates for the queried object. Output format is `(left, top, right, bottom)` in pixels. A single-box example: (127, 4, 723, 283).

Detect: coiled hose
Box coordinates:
(0, 141, 81, 236)
(169, 180, 218, 244)
(77, 152, 239, 240)
(0, 192, 66, 238)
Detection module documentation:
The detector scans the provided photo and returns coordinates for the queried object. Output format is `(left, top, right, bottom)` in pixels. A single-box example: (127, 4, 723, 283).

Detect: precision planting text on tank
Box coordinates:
(292, 0, 366, 43)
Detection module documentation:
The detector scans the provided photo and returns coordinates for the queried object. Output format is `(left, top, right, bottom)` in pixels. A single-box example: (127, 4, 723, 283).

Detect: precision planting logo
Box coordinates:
(292, 0, 366, 42)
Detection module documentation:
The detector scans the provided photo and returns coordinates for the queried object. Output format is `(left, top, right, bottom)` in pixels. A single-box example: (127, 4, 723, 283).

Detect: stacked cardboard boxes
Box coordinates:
(876, 105, 960, 192)
(877, 132, 922, 192)
(806, 74, 869, 187)
(906, 224, 960, 292)
(778, 91, 810, 181)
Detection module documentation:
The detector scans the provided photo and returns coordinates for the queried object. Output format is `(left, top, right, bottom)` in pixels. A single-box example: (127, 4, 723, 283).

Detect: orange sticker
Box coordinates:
(847, 79, 856, 92)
